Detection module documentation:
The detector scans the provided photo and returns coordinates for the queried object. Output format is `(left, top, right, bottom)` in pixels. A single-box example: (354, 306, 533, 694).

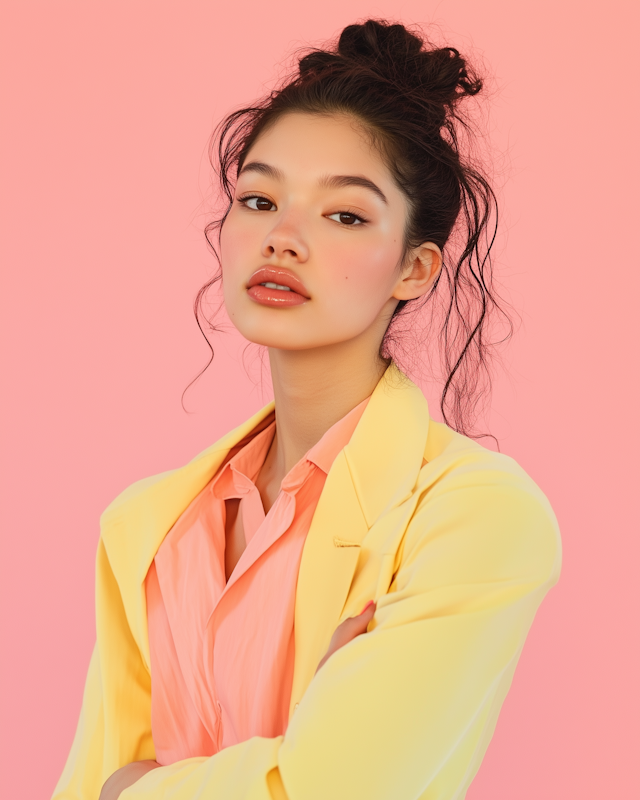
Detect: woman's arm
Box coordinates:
(99, 763, 160, 800)
(98, 603, 376, 800)
(111, 471, 560, 800)
(52, 539, 156, 800)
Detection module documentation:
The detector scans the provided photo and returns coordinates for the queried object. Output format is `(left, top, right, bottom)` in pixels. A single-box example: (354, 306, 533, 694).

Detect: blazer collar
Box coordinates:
(289, 365, 429, 709)
(100, 402, 276, 668)
(344, 364, 429, 526)
(100, 364, 430, 672)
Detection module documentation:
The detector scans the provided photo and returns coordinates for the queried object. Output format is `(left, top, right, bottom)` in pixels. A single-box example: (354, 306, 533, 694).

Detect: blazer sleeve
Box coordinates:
(104, 456, 560, 800)
(52, 538, 156, 800)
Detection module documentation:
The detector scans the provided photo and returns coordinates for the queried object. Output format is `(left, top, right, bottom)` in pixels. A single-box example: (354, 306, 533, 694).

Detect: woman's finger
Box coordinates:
(315, 601, 376, 673)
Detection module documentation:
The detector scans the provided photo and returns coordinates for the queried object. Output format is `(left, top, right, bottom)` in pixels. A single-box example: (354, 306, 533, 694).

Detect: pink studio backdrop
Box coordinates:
(1, 1, 638, 797)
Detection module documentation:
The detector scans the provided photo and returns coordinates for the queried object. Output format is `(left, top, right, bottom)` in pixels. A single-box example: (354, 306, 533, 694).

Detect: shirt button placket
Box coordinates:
(216, 700, 224, 750)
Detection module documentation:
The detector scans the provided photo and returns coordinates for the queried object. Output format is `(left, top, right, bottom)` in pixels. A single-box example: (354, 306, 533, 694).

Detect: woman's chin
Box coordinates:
(235, 327, 349, 353)
(229, 316, 324, 351)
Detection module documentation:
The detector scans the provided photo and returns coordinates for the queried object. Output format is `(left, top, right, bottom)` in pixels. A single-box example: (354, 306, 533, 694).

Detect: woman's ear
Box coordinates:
(392, 242, 442, 301)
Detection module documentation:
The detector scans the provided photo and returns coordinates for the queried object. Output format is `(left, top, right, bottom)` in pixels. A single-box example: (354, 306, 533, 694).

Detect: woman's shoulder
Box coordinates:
(392, 419, 563, 590)
(99, 404, 277, 529)
(97, 444, 226, 534)
(99, 468, 180, 525)
(415, 419, 561, 563)
(422, 419, 555, 509)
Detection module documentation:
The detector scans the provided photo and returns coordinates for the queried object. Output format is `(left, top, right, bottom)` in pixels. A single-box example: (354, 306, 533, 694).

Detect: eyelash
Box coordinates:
(236, 194, 370, 226)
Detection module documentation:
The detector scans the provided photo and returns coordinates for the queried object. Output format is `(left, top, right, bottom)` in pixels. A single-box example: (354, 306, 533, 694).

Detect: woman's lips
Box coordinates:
(246, 267, 309, 308)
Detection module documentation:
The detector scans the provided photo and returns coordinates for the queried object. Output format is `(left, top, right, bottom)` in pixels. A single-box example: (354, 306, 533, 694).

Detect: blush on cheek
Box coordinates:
(219, 224, 240, 271)
(339, 247, 399, 300)
(219, 224, 250, 297)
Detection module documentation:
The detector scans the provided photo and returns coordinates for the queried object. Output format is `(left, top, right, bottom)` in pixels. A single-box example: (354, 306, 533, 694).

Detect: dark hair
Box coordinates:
(194, 18, 511, 437)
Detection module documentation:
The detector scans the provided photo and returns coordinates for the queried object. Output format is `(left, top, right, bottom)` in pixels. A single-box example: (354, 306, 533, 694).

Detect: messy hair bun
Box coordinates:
(198, 19, 510, 437)
(314, 21, 481, 117)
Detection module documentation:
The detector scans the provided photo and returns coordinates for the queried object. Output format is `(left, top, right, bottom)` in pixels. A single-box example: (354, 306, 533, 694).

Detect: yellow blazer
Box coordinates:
(53, 367, 561, 800)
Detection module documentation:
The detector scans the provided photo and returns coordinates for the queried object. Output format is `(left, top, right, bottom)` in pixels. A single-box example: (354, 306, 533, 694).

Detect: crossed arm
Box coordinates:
(55, 472, 560, 800)
(98, 604, 377, 800)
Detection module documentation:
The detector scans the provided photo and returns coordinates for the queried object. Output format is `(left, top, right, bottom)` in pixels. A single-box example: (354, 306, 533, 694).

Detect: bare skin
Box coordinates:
(103, 112, 442, 798)
(99, 761, 160, 800)
(99, 603, 377, 799)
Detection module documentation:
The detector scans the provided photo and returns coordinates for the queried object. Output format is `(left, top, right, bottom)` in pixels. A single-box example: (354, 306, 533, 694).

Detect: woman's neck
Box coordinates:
(254, 335, 388, 510)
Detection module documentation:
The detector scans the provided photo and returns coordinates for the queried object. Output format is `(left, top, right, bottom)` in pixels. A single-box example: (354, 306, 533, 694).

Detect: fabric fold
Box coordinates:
(146, 397, 370, 765)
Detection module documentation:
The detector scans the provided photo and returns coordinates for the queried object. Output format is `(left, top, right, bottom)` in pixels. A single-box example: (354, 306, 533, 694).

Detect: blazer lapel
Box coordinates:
(100, 402, 275, 669)
(288, 451, 369, 715)
(99, 364, 430, 703)
(289, 366, 430, 714)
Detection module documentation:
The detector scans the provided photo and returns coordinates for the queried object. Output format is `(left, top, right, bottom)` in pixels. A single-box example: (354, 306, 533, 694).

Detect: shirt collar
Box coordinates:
(212, 420, 275, 500)
(211, 395, 370, 499)
(306, 396, 370, 475)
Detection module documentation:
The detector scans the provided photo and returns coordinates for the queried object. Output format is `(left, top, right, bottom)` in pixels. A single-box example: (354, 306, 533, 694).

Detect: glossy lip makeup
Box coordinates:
(246, 267, 310, 307)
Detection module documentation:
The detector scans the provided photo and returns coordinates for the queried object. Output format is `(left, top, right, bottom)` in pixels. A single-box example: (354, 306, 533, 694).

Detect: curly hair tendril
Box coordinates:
(191, 19, 512, 438)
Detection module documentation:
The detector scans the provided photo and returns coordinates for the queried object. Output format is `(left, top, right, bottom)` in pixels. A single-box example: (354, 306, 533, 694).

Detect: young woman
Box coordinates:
(53, 19, 561, 800)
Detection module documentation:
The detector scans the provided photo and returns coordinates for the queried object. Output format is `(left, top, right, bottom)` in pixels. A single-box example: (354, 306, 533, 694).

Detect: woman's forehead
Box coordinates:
(247, 115, 382, 167)
(240, 113, 396, 192)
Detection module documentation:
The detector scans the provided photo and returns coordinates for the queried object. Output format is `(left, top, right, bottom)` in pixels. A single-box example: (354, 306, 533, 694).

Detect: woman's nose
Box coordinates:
(261, 217, 309, 262)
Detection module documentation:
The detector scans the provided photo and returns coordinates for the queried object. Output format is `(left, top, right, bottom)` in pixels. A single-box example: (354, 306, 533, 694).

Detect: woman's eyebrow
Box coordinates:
(238, 161, 285, 181)
(238, 161, 388, 205)
(319, 174, 388, 205)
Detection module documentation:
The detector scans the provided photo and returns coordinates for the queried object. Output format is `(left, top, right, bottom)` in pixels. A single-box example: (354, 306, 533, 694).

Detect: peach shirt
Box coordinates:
(145, 398, 369, 766)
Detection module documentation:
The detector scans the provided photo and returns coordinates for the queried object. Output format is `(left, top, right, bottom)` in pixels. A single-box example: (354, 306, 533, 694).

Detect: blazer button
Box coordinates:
(294, 703, 299, 711)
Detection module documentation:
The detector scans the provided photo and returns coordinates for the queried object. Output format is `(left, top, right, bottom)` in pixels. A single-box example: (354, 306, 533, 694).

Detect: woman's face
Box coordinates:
(220, 112, 438, 352)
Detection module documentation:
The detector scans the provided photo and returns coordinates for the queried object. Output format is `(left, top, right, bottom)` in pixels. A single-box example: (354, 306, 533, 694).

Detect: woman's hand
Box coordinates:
(316, 600, 376, 674)
(97, 604, 375, 797)
(99, 760, 161, 800)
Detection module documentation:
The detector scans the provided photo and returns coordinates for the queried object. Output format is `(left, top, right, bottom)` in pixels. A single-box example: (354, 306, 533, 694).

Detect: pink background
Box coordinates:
(1, 1, 638, 797)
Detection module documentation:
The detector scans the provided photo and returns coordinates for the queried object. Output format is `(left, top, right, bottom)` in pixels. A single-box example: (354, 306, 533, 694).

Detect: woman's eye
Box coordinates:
(327, 211, 365, 226)
(241, 196, 276, 211)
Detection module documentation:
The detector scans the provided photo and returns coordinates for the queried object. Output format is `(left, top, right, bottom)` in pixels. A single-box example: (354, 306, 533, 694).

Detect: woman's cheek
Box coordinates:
(220, 222, 250, 309)
(331, 244, 398, 305)
(220, 219, 244, 274)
